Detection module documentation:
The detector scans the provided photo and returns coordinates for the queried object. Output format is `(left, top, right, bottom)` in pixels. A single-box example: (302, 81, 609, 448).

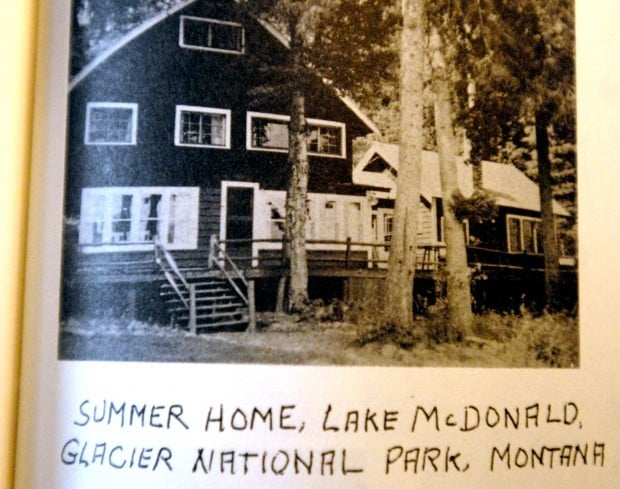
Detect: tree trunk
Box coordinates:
(383, 0, 425, 328)
(535, 109, 561, 311)
(285, 18, 309, 312)
(430, 27, 473, 339)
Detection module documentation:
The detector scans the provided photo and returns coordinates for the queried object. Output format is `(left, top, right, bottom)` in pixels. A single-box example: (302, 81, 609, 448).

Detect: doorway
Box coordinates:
(222, 183, 256, 259)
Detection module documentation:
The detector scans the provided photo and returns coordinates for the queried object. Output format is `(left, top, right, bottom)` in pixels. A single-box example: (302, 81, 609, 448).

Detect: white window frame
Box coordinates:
(85, 102, 138, 145)
(433, 198, 469, 245)
(79, 187, 199, 253)
(179, 15, 245, 55)
(506, 214, 543, 254)
(174, 105, 231, 149)
(383, 213, 393, 245)
(246, 111, 347, 158)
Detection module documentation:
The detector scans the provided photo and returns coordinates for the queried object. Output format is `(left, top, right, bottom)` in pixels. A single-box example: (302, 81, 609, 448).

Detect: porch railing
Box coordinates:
(208, 235, 249, 305)
(154, 237, 197, 332)
(210, 236, 446, 271)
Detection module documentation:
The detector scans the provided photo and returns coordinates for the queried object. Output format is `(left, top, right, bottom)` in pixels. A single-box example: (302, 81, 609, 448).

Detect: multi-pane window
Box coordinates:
(175, 106, 230, 148)
(308, 125, 342, 156)
(247, 112, 346, 158)
(507, 215, 543, 253)
(79, 187, 199, 252)
(180, 16, 244, 54)
(85, 102, 137, 145)
(266, 197, 286, 240)
(251, 118, 289, 150)
(383, 214, 393, 245)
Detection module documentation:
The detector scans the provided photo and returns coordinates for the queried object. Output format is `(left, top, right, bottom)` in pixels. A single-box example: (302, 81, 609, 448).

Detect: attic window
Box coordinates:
(175, 105, 231, 148)
(85, 102, 137, 145)
(180, 16, 244, 54)
(247, 112, 346, 158)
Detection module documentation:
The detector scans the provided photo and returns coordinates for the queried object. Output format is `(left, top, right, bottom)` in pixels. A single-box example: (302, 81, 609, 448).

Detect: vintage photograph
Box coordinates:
(59, 0, 577, 367)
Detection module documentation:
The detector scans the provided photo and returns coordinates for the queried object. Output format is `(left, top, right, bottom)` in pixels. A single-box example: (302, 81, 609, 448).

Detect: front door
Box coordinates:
(224, 186, 254, 259)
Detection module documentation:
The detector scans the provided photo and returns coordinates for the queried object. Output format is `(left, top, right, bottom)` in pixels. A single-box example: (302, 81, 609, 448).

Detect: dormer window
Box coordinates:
(179, 16, 245, 54)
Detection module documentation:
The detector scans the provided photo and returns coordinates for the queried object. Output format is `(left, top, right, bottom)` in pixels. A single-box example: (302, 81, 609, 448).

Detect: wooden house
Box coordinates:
(353, 142, 577, 311)
(62, 0, 576, 329)
(63, 0, 382, 329)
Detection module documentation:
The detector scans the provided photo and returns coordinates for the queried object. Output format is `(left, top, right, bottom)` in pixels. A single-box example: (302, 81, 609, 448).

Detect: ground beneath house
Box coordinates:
(58, 313, 564, 367)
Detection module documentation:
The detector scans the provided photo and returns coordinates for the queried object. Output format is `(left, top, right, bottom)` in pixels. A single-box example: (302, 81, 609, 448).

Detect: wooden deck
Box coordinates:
(62, 237, 577, 328)
(68, 238, 576, 285)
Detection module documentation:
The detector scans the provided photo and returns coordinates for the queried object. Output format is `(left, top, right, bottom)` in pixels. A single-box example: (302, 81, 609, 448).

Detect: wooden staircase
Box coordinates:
(154, 236, 252, 333)
(160, 277, 249, 331)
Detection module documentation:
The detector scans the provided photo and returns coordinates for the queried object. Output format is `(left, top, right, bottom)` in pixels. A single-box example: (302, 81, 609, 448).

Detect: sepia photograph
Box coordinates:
(58, 0, 577, 367)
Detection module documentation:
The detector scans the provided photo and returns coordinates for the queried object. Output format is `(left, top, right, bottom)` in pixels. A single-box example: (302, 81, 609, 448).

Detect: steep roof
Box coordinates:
(354, 142, 570, 216)
(69, 1, 380, 136)
(69, 0, 196, 90)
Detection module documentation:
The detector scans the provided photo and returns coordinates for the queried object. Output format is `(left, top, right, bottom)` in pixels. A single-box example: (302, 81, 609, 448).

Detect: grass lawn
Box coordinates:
(59, 313, 577, 367)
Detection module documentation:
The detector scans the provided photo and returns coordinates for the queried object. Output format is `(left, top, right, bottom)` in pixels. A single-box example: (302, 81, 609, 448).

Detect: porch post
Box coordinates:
(248, 279, 256, 332)
(345, 237, 352, 268)
(275, 276, 286, 313)
(188, 284, 197, 334)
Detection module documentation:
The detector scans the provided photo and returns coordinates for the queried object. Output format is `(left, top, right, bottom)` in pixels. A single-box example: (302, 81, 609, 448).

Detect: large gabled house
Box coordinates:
(62, 0, 576, 327)
(67, 0, 380, 255)
(63, 0, 382, 328)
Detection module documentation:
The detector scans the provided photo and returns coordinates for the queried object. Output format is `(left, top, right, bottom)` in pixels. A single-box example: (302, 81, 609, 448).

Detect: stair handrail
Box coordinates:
(208, 234, 249, 305)
(154, 236, 190, 310)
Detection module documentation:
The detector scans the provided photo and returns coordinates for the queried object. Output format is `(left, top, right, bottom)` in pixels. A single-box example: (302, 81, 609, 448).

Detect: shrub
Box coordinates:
(355, 319, 425, 349)
(347, 295, 424, 348)
(511, 312, 579, 367)
(450, 190, 498, 223)
(475, 311, 579, 367)
(473, 312, 520, 342)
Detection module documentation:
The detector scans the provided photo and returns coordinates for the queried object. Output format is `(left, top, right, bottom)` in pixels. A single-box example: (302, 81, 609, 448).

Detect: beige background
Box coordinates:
(14, 0, 620, 487)
(0, 2, 37, 488)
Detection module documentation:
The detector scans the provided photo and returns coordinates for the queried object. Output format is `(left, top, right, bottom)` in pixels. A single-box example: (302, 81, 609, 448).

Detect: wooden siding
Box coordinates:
(417, 200, 433, 243)
(65, 0, 371, 217)
(199, 187, 221, 248)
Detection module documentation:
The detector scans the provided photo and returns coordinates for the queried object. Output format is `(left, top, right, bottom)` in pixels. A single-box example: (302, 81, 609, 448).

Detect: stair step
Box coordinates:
(158, 265, 249, 332)
(196, 318, 249, 330)
(161, 282, 228, 292)
(168, 302, 246, 313)
(163, 294, 239, 303)
(160, 288, 234, 298)
(175, 311, 248, 322)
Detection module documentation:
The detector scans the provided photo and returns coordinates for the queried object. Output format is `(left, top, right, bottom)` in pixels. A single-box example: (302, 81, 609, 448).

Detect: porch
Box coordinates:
(65, 233, 577, 333)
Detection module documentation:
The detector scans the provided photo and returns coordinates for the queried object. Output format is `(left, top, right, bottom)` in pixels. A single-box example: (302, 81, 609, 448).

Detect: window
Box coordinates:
(308, 125, 342, 156)
(85, 102, 137, 145)
(435, 198, 469, 244)
(79, 187, 199, 252)
(179, 16, 244, 54)
(251, 117, 289, 150)
(175, 106, 231, 148)
(266, 197, 286, 240)
(383, 214, 393, 249)
(507, 215, 543, 253)
(247, 112, 346, 158)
